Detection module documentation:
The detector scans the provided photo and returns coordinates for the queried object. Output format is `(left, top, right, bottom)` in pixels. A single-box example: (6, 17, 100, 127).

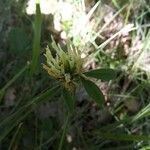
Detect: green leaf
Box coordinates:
(30, 2, 42, 75)
(84, 68, 116, 81)
(96, 132, 150, 141)
(62, 88, 75, 113)
(0, 64, 30, 103)
(81, 76, 105, 106)
(140, 146, 150, 150)
(58, 115, 69, 150)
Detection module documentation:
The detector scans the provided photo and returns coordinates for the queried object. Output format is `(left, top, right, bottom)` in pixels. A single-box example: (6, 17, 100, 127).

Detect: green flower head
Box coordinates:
(43, 37, 83, 91)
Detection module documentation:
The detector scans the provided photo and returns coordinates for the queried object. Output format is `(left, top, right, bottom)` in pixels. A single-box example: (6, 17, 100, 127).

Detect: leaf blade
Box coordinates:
(30, 2, 42, 75)
(84, 68, 116, 81)
(81, 76, 105, 106)
(96, 132, 150, 141)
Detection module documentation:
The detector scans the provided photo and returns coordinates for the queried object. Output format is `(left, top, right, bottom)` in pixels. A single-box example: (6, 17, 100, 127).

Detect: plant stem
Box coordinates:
(58, 114, 69, 150)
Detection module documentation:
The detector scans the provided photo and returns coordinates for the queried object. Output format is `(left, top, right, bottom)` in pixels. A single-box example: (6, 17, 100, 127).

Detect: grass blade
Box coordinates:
(0, 85, 60, 142)
(132, 103, 150, 122)
(30, 1, 42, 75)
(8, 123, 23, 150)
(58, 115, 69, 150)
(96, 132, 150, 141)
(0, 63, 30, 103)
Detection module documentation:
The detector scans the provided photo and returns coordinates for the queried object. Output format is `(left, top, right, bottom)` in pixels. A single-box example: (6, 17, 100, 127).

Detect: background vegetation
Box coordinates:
(0, 0, 150, 149)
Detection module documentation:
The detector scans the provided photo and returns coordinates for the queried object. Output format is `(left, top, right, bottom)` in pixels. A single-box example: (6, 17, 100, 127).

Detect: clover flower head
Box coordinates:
(43, 37, 83, 91)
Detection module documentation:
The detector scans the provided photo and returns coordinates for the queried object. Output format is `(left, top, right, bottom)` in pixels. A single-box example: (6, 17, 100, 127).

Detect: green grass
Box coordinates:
(0, 85, 60, 142)
(0, 63, 30, 103)
(30, 1, 42, 75)
(0, 0, 150, 149)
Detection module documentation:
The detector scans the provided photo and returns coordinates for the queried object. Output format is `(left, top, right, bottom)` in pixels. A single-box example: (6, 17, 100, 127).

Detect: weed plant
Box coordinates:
(0, 0, 150, 149)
